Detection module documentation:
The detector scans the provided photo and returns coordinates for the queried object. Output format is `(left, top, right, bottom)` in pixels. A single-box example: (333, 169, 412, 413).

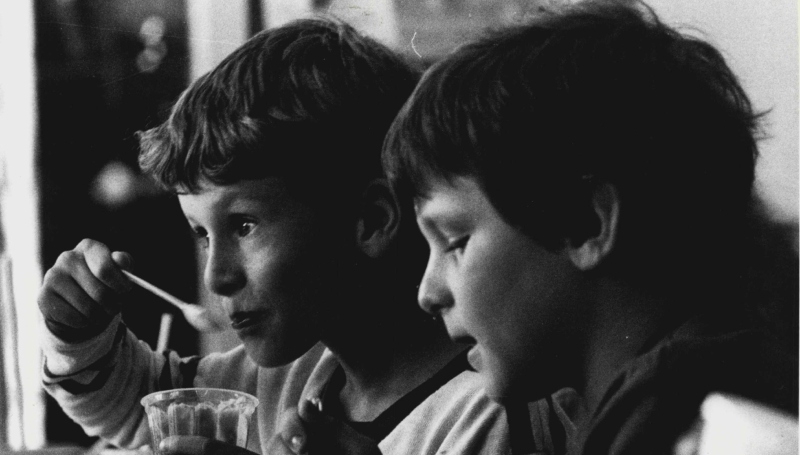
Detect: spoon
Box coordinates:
(122, 270, 228, 332)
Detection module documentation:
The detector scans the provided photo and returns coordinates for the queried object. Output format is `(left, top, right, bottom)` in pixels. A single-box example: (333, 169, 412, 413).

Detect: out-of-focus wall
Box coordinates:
(645, 0, 798, 223)
(187, 0, 252, 80)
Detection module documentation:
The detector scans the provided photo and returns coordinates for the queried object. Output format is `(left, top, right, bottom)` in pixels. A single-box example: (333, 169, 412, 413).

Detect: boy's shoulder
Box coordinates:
(655, 314, 797, 413)
(580, 313, 798, 454)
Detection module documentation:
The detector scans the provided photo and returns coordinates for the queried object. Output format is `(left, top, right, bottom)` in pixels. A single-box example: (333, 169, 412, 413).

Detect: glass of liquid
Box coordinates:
(141, 388, 259, 454)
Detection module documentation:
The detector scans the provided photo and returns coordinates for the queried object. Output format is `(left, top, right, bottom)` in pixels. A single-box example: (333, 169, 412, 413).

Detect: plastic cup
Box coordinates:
(141, 388, 259, 454)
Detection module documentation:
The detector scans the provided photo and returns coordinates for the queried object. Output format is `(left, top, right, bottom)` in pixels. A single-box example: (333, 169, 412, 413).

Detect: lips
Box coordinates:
(467, 345, 482, 372)
(229, 311, 269, 332)
(447, 327, 475, 346)
(449, 330, 481, 371)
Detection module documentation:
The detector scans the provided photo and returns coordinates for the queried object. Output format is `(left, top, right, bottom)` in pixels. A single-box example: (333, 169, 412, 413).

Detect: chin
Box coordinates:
(242, 336, 315, 368)
(480, 365, 534, 404)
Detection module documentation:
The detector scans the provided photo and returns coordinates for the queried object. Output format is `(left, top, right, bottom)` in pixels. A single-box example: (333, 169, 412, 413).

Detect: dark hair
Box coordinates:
(139, 17, 420, 207)
(138, 18, 430, 310)
(383, 0, 762, 289)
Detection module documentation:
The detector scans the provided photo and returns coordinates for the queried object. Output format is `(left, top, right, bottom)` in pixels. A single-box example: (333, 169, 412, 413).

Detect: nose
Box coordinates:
(417, 253, 452, 316)
(203, 238, 245, 297)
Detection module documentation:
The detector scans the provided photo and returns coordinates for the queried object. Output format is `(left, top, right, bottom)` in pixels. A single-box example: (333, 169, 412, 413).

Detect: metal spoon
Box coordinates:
(122, 270, 228, 332)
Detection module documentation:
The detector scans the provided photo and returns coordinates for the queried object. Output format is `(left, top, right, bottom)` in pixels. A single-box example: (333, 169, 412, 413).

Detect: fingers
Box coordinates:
(111, 251, 134, 271)
(43, 263, 113, 319)
(297, 398, 324, 424)
(39, 283, 96, 327)
(274, 406, 310, 454)
(279, 400, 381, 455)
(267, 433, 306, 455)
(38, 239, 133, 341)
(160, 436, 255, 455)
(76, 239, 133, 293)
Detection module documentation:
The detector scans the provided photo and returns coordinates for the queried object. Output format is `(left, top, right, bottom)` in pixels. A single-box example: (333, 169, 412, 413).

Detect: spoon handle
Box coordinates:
(122, 270, 191, 310)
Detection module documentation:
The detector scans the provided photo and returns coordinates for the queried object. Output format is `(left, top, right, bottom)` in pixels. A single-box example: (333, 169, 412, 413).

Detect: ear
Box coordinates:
(567, 182, 620, 271)
(356, 178, 401, 258)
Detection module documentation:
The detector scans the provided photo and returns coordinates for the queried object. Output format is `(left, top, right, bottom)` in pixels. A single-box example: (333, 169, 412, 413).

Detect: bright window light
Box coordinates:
(0, 0, 46, 449)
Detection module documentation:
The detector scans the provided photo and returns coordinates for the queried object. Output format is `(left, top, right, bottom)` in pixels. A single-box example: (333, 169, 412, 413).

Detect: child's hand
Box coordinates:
(268, 399, 382, 455)
(38, 239, 134, 342)
(160, 436, 256, 455)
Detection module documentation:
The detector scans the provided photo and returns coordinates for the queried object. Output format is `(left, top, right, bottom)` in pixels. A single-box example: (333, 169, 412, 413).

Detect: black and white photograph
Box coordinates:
(0, 1, 797, 454)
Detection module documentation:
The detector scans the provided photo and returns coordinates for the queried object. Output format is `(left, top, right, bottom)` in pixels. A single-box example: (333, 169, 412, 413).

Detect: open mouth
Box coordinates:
(448, 333, 481, 370)
(450, 331, 476, 346)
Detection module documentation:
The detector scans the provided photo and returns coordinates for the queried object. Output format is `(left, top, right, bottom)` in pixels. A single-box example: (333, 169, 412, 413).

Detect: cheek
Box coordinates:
(458, 242, 548, 388)
(243, 243, 312, 316)
(253, 227, 316, 282)
(252, 230, 349, 319)
(475, 317, 539, 401)
(459, 245, 530, 326)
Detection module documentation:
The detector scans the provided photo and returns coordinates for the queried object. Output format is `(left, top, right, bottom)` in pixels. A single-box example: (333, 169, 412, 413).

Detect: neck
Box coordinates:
(323, 311, 464, 422)
(577, 278, 691, 418)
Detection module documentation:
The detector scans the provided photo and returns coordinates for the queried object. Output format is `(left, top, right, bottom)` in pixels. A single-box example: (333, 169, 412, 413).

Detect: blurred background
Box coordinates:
(0, 0, 796, 451)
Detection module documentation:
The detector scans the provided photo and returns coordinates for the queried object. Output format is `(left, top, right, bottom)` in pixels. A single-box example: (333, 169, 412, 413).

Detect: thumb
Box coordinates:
(297, 398, 324, 425)
(111, 251, 134, 271)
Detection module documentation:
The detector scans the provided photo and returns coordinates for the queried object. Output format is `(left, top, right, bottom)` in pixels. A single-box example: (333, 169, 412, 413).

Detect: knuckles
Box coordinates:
(76, 238, 104, 253)
(39, 267, 71, 310)
(53, 249, 82, 272)
(92, 259, 120, 288)
(36, 287, 58, 316)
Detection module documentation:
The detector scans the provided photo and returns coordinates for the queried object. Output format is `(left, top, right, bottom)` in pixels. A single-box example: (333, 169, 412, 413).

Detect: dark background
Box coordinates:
(36, 0, 197, 446)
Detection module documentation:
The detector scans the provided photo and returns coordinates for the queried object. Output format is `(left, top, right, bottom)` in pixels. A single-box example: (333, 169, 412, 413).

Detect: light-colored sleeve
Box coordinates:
(379, 371, 512, 455)
(41, 315, 199, 449)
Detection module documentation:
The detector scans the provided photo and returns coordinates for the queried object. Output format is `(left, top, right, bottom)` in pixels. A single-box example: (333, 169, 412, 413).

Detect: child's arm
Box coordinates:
(37, 239, 195, 448)
(42, 319, 178, 448)
(42, 320, 257, 450)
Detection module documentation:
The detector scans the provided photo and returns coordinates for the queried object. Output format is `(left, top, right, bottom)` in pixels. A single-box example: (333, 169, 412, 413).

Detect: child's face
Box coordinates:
(415, 176, 582, 401)
(178, 178, 343, 367)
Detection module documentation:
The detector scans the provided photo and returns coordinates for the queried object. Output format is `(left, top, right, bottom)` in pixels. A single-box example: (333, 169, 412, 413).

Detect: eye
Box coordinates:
(234, 219, 256, 237)
(445, 236, 469, 253)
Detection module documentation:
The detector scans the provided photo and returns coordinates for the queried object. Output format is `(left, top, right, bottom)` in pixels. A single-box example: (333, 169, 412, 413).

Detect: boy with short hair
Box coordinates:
(382, 1, 798, 453)
(39, 18, 548, 455)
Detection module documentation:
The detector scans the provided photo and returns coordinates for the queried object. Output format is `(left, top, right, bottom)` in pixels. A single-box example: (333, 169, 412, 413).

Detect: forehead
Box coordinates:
(177, 178, 298, 215)
(414, 177, 500, 234)
(414, 176, 491, 220)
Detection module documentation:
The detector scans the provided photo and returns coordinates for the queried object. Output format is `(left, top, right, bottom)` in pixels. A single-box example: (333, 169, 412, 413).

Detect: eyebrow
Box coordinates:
(417, 201, 474, 236)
